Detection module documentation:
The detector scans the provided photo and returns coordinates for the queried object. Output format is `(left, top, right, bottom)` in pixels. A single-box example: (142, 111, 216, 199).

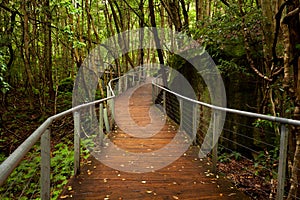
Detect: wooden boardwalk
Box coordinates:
(59, 84, 249, 200)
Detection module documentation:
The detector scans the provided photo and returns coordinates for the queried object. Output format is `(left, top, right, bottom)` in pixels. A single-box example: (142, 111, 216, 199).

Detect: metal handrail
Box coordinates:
(0, 97, 113, 186)
(151, 76, 299, 200)
(151, 77, 300, 126)
(0, 66, 146, 188)
(1, 67, 298, 200)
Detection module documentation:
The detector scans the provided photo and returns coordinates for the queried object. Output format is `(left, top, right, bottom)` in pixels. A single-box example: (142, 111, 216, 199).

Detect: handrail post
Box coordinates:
(104, 107, 110, 132)
(41, 129, 50, 200)
(277, 124, 288, 200)
(107, 86, 111, 98)
(106, 86, 111, 113)
(179, 98, 183, 131)
(111, 98, 115, 123)
(155, 83, 158, 99)
(125, 75, 128, 91)
(152, 84, 155, 103)
(132, 74, 135, 87)
(99, 103, 104, 145)
(163, 90, 166, 111)
(212, 110, 218, 173)
(138, 69, 141, 84)
(74, 112, 81, 175)
(192, 104, 198, 144)
(107, 86, 115, 124)
(118, 77, 122, 94)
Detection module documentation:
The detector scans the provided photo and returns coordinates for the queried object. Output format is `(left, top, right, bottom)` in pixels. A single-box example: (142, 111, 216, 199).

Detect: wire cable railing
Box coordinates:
(1, 66, 300, 199)
(151, 75, 300, 200)
(0, 66, 149, 199)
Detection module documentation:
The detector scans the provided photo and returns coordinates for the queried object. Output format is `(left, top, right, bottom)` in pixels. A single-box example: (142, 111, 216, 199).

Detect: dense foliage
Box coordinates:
(1, 0, 300, 199)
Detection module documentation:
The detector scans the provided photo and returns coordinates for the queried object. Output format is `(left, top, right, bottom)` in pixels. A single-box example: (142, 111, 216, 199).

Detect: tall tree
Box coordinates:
(43, 0, 55, 107)
(149, 0, 168, 86)
(22, 0, 34, 109)
(283, 0, 300, 198)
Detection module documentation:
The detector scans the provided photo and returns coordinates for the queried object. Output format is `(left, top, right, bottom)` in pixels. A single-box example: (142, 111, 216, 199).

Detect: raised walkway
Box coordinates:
(59, 84, 249, 200)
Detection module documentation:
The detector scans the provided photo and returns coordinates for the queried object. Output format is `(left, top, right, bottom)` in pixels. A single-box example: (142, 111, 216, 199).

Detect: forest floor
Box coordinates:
(0, 91, 73, 156)
(217, 158, 277, 199)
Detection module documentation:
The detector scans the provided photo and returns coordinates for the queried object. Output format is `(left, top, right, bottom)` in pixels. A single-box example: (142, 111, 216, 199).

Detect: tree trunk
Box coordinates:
(44, 0, 55, 107)
(149, 0, 167, 86)
(206, 0, 212, 18)
(179, 0, 189, 32)
(138, 0, 145, 67)
(286, 0, 300, 198)
(260, 0, 275, 73)
(161, 0, 182, 32)
(196, 0, 204, 22)
(22, 0, 34, 109)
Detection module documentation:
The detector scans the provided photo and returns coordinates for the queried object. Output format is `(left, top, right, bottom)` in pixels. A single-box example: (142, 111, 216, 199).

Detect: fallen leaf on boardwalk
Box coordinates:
(67, 186, 72, 191)
(141, 181, 147, 184)
(94, 166, 97, 169)
(219, 193, 223, 197)
(60, 195, 69, 199)
(254, 184, 261, 188)
(228, 193, 236, 196)
(173, 195, 179, 199)
(87, 170, 92, 175)
(103, 178, 108, 183)
(146, 190, 153, 194)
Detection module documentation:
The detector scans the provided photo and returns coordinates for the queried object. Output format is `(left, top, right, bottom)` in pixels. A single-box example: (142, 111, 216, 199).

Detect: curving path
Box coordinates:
(59, 84, 249, 200)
